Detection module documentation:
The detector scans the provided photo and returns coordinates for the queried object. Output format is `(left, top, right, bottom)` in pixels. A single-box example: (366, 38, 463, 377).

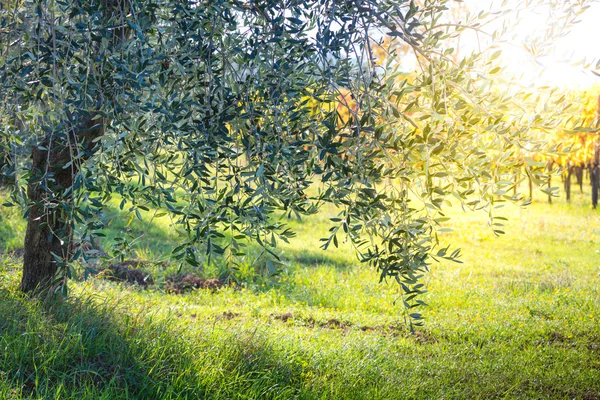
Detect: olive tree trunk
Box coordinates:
(20, 117, 105, 293)
(593, 133, 600, 209)
(593, 163, 599, 209)
(593, 97, 600, 209)
(575, 163, 583, 194)
(20, 1, 125, 293)
(564, 163, 572, 203)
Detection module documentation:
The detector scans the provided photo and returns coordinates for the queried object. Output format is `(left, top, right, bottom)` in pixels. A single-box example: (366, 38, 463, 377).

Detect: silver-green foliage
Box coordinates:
(0, 0, 590, 324)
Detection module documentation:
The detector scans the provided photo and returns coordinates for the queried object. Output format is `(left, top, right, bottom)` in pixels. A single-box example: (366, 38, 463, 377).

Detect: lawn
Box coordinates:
(0, 186, 599, 399)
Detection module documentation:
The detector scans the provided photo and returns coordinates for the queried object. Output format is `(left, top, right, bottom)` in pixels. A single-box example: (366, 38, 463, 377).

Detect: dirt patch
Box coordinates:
(271, 313, 359, 332)
(587, 340, 600, 352)
(547, 331, 567, 344)
(358, 323, 403, 336)
(0, 247, 25, 258)
(584, 391, 600, 400)
(322, 318, 352, 330)
(1, 238, 105, 261)
(269, 313, 433, 340)
(166, 274, 225, 294)
(1, 239, 107, 260)
(99, 260, 154, 286)
(358, 323, 432, 340)
(273, 312, 294, 322)
(217, 311, 240, 321)
(413, 330, 437, 344)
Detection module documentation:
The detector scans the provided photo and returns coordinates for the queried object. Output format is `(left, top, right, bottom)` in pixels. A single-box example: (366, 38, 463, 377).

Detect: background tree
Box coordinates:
(0, 0, 595, 326)
(524, 85, 600, 204)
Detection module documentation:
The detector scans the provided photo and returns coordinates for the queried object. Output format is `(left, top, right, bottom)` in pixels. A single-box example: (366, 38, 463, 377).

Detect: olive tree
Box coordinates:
(0, 0, 590, 326)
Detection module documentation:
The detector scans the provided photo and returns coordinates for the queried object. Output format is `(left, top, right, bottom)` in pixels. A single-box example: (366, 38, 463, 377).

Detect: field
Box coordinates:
(0, 187, 599, 399)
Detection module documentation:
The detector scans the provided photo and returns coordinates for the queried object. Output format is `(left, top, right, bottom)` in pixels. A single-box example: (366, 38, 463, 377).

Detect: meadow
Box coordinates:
(0, 186, 599, 399)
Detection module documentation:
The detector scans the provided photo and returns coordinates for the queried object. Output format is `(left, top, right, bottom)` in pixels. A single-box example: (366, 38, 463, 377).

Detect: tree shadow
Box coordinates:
(281, 247, 357, 270)
(98, 203, 178, 257)
(0, 282, 311, 399)
(0, 288, 159, 398)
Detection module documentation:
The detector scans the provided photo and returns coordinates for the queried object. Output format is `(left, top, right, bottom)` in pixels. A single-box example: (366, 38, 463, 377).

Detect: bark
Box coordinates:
(20, 1, 126, 293)
(593, 166, 599, 209)
(547, 160, 553, 205)
(589, 163, 593, 186)
(564, 165, 571, 203)
(593, 136, 600, 209)
(20, 115, 105, 293)
(575, 163, 583, 194)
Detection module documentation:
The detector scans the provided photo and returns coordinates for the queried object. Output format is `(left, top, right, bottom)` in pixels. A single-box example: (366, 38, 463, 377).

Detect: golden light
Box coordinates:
(461, 0, 600, 88)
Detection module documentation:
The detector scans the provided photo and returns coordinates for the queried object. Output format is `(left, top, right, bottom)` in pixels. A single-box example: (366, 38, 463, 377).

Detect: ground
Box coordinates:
(0, 186, 599, 399)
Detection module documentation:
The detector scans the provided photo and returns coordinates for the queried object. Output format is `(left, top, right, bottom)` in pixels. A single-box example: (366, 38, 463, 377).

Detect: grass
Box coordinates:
(0, 186, 599, 399)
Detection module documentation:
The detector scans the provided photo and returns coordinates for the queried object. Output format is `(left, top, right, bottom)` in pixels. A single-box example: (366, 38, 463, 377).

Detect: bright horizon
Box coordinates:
(463, 0, 600, 89)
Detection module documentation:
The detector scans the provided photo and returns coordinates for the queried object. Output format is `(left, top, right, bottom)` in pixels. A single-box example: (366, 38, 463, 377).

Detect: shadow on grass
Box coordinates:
(1, 288, 164, 398)
(101, 202, 359, 270)
(281, 247, 357, 270)
(0, 283, 310, 399)
(98, 204, 179, 257)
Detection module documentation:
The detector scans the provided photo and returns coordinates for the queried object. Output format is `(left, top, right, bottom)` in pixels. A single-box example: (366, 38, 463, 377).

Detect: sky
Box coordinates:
(461, 0, 600, 88)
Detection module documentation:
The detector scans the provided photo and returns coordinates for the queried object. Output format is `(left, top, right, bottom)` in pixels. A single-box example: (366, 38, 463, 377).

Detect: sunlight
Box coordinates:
(463, 0, 600, 88)
(2, 1, 600, 397)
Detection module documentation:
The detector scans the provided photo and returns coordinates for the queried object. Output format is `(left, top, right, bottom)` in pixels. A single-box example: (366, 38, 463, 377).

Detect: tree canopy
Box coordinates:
(0, 0, 595, 326)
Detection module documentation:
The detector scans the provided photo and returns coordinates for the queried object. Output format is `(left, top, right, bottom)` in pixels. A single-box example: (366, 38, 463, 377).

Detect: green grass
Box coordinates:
(0, 186, 599, 399)
(0, 200, 26, 253)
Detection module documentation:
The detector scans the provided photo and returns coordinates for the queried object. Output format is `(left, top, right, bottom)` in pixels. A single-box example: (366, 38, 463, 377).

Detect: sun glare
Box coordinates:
(462, 0, 600, 88)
